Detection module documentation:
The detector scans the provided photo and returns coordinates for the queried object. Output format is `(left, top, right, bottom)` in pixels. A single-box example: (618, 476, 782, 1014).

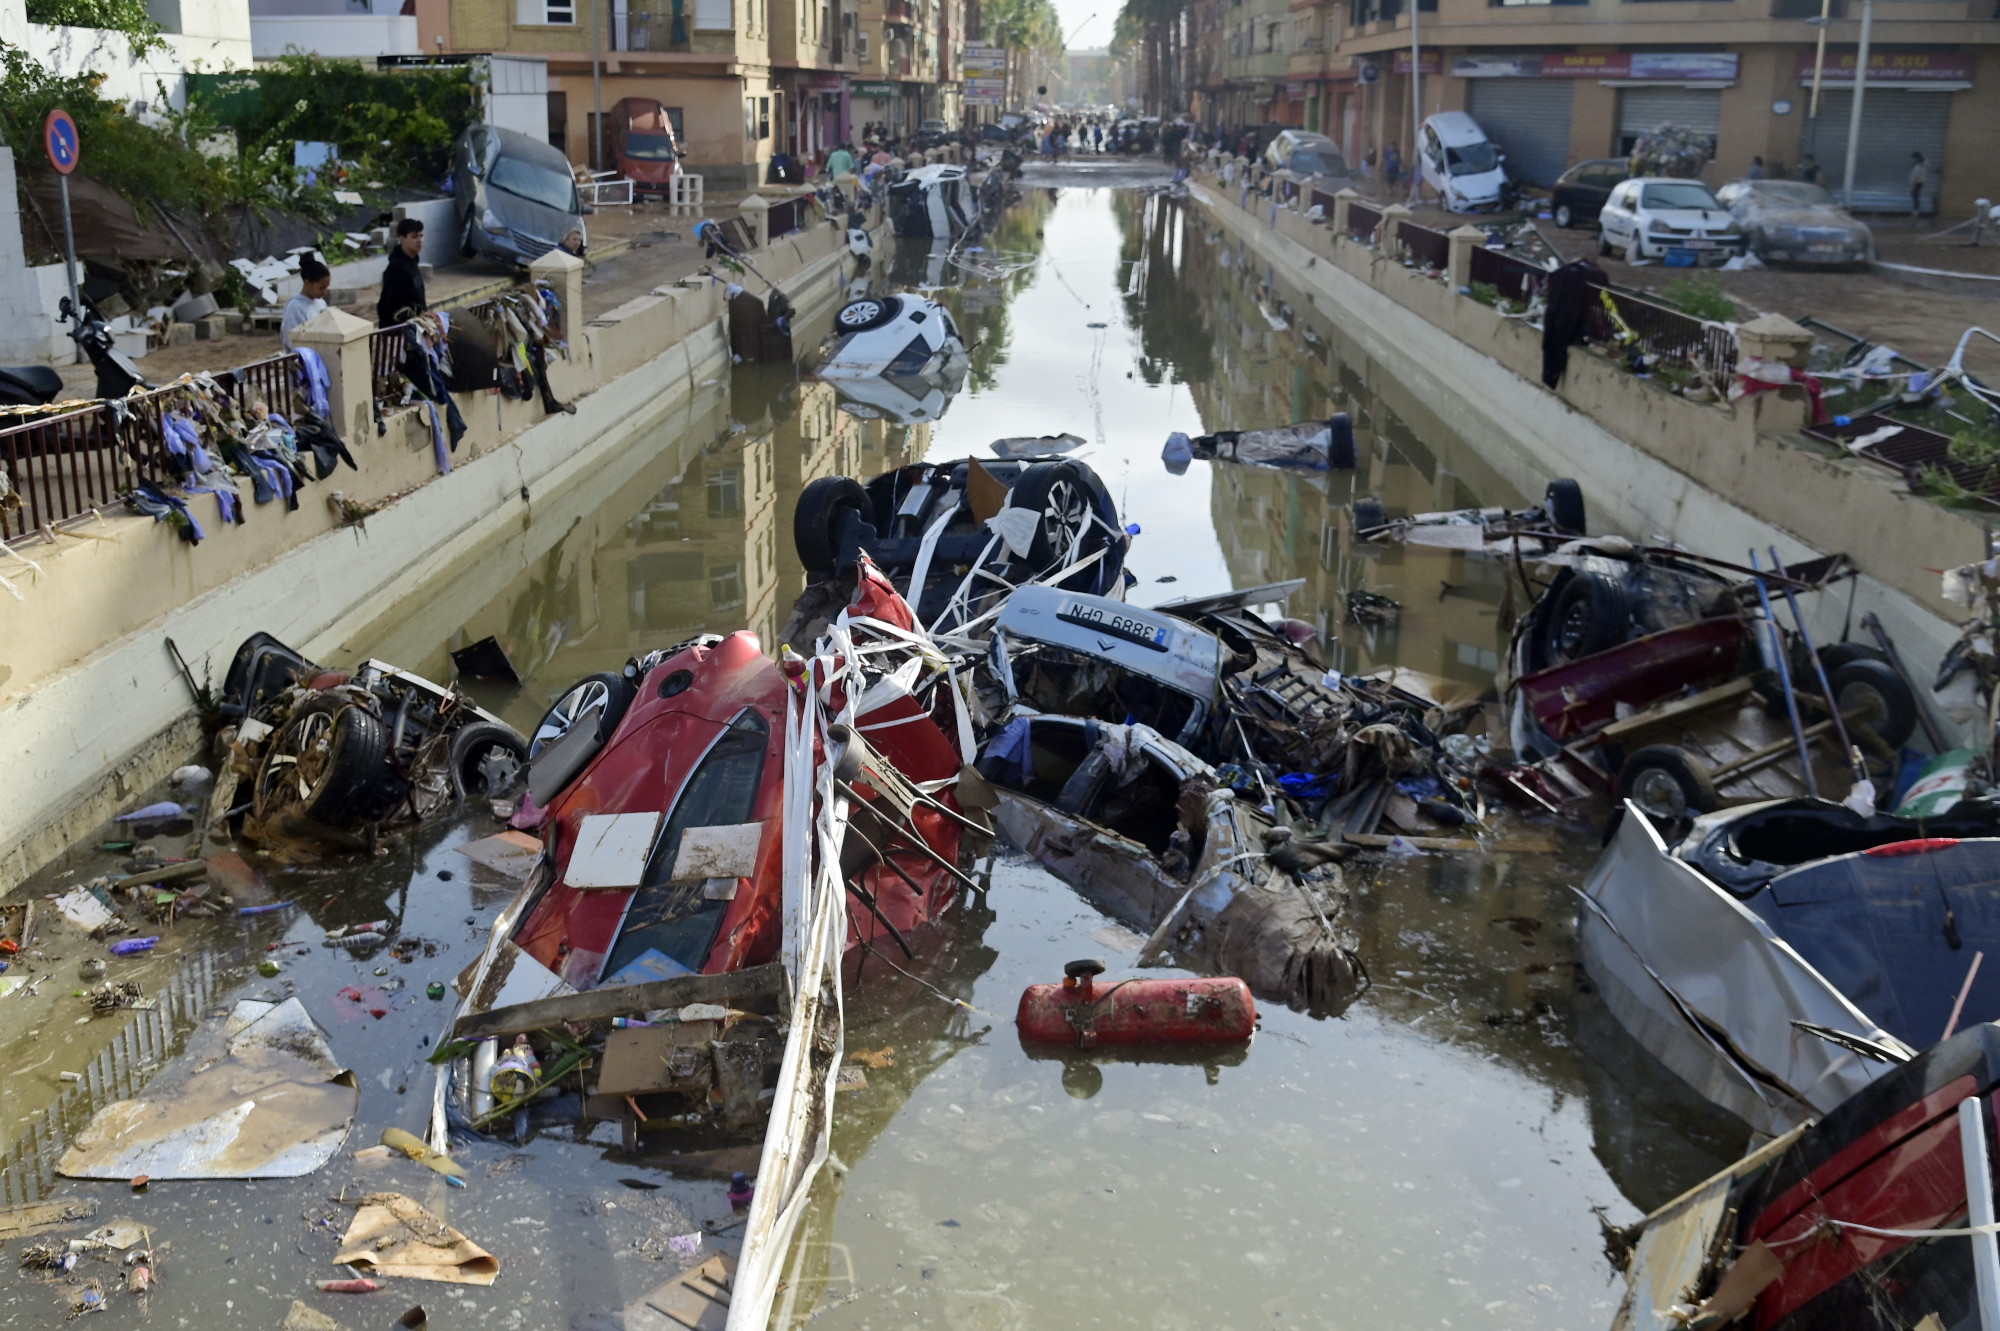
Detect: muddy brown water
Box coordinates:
(1, 181, 1749, 1329)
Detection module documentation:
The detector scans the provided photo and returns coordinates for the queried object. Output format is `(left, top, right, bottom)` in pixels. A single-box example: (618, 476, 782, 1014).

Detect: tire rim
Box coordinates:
(837, 300, 883, 329)
(1630, 768, 1689, 820)
(1034, 477, 1093, 572)
(470, 742, 524, 793)
(1839, 682, 1887, 731)
(258, 709, 336, 816)
(532, 680, 611, 757)
(1554, 600, 1596, 659)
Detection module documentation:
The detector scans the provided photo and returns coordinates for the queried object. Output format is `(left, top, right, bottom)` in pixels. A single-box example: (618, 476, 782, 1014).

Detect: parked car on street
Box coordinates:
(1261, 130, 1348, 183)
(452, 124, 587, 269)
(607, 98, 684, 198)
(1595, 177, 1743, 263)
(1418, 112, 1507, 212)
(1548, 158, 1630, 229)
(1713, 178, 1873, 267)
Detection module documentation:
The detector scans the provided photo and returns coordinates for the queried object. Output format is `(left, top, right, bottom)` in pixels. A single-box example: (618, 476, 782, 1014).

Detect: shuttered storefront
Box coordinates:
(1615, 87, 1723, 156)
(1804, 89, 1952, 212)
(1466, 79, 1576, 187)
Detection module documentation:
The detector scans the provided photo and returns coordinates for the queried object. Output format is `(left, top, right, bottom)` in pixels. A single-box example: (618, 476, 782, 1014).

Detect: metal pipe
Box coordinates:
(1770, 548, 1861, 782)
(1861, 611, 1948, 750)
(1840, 0, 1873, 210)
(58, 175, 81, 366)
(1807, 0, 1831, 119)
(1960, 1095, 2000, 1331)
(1749, 551, 1820, 798)
(1406, 0, 1421, 208)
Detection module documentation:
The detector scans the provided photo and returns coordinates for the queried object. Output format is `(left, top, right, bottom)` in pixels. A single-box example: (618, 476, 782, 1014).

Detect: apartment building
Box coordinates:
(848, 0, 963, 135)
(1199, 0, 1998, 215)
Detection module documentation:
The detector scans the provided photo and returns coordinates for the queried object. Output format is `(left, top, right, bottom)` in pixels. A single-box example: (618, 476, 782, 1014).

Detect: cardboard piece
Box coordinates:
(639, 1252, 737, 1330)
(596, 1020, 722, 1096)
(333, 1192, 499, 1286)
(455, 831, 544, 881)
(671, 822, 765, 882)
(565, 812, 662, 889)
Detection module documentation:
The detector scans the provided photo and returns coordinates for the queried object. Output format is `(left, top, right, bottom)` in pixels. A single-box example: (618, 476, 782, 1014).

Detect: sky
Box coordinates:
(1052, 0, 1113, 54)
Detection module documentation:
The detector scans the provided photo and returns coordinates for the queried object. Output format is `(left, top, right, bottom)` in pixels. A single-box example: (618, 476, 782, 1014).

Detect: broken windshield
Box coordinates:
(1447, 142, 1499, 176)
(491, 154, 581, 213)
(623, 132, 679, 161)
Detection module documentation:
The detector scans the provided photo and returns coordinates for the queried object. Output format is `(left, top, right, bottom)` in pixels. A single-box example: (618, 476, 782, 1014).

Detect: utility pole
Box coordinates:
(1839, 0, 1873, 209)
(1406, 0, 1421, 205)
(591, 0, 605, 170)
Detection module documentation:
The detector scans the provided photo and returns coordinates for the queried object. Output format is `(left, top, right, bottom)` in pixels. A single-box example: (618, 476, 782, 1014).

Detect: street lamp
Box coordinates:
(1839, 0, 1874, 210)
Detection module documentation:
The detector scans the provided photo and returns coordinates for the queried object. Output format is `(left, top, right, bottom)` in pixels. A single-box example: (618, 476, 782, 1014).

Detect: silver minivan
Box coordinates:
(453, 124, 586, 269)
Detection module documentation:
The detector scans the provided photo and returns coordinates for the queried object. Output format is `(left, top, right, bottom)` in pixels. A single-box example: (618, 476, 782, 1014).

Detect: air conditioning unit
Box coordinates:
(856, 31, 869, 59)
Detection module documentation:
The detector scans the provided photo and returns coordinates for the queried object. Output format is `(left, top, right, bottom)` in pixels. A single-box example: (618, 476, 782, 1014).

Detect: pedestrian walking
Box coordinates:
(1909, 152, 1927, 215)
(1798, 154, 1820, 184)
(281, 256, 330, 350)
(1094, 123, 1104, 151)
(1383, 144, 1402, 189)
(1748, 155, 1765, 180)
(377, 218, 427, 328)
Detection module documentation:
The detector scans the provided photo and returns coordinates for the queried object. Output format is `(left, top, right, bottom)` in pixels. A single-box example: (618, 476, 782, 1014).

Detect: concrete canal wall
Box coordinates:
(0, 217, 862, 890)
(1190, 176, 1983, 693)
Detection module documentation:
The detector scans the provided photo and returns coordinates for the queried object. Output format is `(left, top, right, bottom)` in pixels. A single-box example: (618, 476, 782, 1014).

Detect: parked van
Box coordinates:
(609, 98, 684, 197)
(1418, 111, 1507, 212)
(452, 124, 585, 268)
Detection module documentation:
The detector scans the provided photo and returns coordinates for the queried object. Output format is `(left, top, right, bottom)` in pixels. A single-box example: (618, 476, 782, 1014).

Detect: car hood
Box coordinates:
(480, 182, 582, 249)
(1739, 205, 1869, 236)
(1648, 207, 1738, 230)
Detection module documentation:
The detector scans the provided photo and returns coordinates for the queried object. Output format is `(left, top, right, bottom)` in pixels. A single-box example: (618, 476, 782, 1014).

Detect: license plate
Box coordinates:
(1055, 600, 1171, 651)
(1809, 243, 1841, 254)
(1680, 240, 1716, 250)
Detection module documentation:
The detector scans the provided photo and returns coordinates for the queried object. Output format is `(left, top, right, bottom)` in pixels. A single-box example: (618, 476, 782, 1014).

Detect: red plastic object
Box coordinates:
(1016, 962, 1256, 1049)
(1864, 838, 1961, 857)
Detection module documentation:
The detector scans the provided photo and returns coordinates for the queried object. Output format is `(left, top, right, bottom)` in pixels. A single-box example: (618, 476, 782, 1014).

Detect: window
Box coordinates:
(757, 96, 770, 139)
(709, 562, 745, 609)
(693, 0, 729, 29)
(856, 30, 869, 60)
(518, 0, 574, 21)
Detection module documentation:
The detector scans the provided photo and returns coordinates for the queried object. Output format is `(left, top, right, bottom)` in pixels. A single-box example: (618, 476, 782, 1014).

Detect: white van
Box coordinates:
(1418, 112, 1507, 212)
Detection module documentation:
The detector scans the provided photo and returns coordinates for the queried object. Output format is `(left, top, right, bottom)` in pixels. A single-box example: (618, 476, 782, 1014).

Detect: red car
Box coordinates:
(609, 98, 684, 197)
(509, 560, 968, 990)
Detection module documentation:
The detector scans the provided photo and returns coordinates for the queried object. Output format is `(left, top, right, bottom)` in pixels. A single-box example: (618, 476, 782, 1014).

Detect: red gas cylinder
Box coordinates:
(1016, 959, 1256, 1049)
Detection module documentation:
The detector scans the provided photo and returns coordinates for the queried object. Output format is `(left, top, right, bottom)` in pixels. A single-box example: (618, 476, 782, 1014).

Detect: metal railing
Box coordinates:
(1346, 200, 1381, 242)
(1, 352, 305, 544)
(1397, 220, 1450, 271)
(371, 324, 411, 409)
(1468, 245, 1544, 305)
(1586, 287, 1739, 385)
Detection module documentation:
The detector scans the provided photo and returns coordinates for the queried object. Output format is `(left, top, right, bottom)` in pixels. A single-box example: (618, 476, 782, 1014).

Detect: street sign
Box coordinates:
(44, 108, 80, 175)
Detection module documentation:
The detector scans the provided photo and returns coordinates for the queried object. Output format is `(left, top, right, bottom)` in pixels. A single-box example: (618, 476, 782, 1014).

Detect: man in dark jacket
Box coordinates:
(377, 219, 428, 327)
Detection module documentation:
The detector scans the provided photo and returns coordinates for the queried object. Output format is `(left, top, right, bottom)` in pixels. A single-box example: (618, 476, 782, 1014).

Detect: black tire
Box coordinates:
(1539, 570, 1630, 666)
(1353, 498, 1388, 538)
(1008, 461, 1107, 581)
(1554, 203, 1573, 229)
(529, 672, 634, 759)
(1326, 413, 1356, 469)
(1054, 750, 1112, 815)
(254, 699, 404, 827)
(1817, 642, 1889, 674)
(1544, 478, 1586, 536)
(794, 476, 871, 575)
(460, 213, 477, 260)
(450, 721, 529, 800)
(1597, 230, 1612, 257)
(1617, 745, 1719, 822)
(833, 296, 902, 332)
(1832, 658, 1917, 750)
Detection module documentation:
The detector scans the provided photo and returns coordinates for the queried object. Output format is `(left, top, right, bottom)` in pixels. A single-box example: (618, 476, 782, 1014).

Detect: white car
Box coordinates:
(817, 294, 968, 382)
(1596, 177, 1744, 263)
(1418, 111, 1506, 212)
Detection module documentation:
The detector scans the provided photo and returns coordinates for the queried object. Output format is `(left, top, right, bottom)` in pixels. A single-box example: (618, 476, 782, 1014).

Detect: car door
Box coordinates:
(1603, 183, 1635, 244)
(1579, 165, 1617, 220)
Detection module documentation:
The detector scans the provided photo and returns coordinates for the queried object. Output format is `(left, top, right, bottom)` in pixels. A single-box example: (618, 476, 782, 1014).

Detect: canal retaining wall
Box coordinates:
(1190, 176, 1981, 699)
(0, 217, 862, 890)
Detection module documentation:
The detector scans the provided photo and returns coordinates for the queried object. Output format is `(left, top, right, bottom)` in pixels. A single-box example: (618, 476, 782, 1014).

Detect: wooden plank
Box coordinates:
(452, 963, 788, 1041)
(1598, 676, 1754, 742)
(0, 1198, 97, 1240)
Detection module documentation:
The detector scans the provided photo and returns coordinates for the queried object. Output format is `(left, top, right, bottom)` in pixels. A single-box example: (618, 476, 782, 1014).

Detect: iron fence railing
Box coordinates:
(1585, 287, 1740, 385)
(1398, 220, 1450, 271)
(1, 351, 306, 544)
(1346, 200, 1381, 243)
(370, 323, 410, 409)
(1468, 245, 1544, 305)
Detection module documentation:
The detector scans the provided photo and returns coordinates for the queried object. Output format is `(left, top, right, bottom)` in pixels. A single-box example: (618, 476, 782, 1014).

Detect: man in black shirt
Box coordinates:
(377, 219, 428, 327)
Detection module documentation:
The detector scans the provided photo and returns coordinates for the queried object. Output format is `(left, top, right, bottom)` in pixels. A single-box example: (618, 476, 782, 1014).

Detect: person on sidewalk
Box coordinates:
(1748, 156, 1765, 180)
(826, 142, 855, 180)
(1909, 152, 1928, 216)
(281, 257, 331, 350)
(377, 219, 427, 327)
(1799, 154, 1821, 185)
(1383, 144, 1402, 189)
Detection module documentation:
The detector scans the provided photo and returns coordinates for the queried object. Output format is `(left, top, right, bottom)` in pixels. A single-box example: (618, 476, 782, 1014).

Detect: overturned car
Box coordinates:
(817, 293, 967, 384)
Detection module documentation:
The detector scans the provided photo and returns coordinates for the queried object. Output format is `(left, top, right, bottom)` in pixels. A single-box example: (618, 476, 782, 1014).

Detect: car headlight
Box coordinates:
(480, 209, 507, 234)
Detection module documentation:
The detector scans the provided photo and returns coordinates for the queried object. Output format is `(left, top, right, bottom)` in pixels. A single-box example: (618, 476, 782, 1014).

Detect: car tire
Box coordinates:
(1540, 570, 1630, 666)
(795, 475, 871, 576)
(460, 213, 477, 260)
(1009, 461, 1103, 579)
(1353, 498, 1388, 538)
(254, 698, 404, 827)
(1326, 413, 1356, 469)
(1617, 744, 1719, 822)
(1832, 657, 1917, 750)
(450, 721, 529, 800)
(1597, 229, 1613, 257)
(1555, 204, 1573, 229)
(833, 296, 903, 332)
(1544, 478, 1586, 536)
(1817, 642, 1889, 675)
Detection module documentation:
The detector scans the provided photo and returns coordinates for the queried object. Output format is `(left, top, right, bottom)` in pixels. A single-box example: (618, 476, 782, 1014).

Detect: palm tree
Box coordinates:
(1112, 0, 1187, 116)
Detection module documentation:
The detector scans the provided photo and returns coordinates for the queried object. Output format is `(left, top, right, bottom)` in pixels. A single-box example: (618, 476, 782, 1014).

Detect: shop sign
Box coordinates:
(1629, 51, 1738, 81)
(1794, 49, 1974, 83)
(1454, 51, 1736, 80)
(1390, 50, 1441, 75)
(852, 81, 897, 97)
(1540, 52, 1628, 77)
(1451, 53, 1539, 78)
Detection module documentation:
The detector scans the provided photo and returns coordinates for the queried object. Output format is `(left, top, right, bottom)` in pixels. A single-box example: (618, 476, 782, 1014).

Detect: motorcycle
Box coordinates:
(0, 294, 150, 410)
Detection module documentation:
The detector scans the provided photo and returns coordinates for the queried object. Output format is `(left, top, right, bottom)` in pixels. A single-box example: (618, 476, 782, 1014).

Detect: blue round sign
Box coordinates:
(45, 109, 79, 175)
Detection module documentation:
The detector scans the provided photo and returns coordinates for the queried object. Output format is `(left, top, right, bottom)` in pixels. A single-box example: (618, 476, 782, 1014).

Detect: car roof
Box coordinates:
(1423, 111, 1488, 145)
(486, 124, 575, 173)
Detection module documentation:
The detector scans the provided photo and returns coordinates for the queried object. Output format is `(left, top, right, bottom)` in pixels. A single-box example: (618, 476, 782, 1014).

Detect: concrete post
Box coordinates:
(1378, 203, 1412, 257)
(289, 307, 377, 444)
(1447, 225, 1487, 293)
(1331, 188, 1358, 239)
(1737, 313, 1813, 370)
(738, 194, 772, 250)
(528, 249, 586, 335)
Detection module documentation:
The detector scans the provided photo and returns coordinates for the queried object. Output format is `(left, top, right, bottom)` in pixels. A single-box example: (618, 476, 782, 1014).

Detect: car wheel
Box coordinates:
(1832, 658, 1917, 750)
(1009, 461, 1103, 581)
(1326, 413, 1356, 469)
(833, 296, 902, 332)
(1555, 204, 1573, 229)
(530, 672, 634, 758)
(1539, 570, 1630, 666)
(450, 721, 530, 800)
(1352, 498, 1388, 538)
(1596, 228, 1613, 257)
(1543, 478, 1586, 536)
(1617, 744, 1719, 823)
(1816, 642, 1889, 675)
(254, 698, 404, 827)
(795, 475, 871, 576)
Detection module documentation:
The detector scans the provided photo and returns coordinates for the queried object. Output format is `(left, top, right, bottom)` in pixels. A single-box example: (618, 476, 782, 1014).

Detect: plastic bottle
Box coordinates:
(728, 1172, 755, 1209)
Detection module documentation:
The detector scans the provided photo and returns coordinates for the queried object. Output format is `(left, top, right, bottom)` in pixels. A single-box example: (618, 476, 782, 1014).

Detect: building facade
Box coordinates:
(1200, 0, 1997, 215)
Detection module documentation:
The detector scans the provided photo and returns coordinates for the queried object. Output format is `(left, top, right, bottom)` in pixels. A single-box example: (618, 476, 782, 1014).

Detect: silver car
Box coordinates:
(452, 124, 586, 269)
(1713, 179, 1873, 267)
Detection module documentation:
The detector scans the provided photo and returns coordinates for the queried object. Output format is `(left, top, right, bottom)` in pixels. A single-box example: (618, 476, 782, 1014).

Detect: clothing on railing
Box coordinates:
(469, 283, 573, 416)
(1541, 259, 1608, 389)
(295, 348, 332, 418)
(398, 313, 469, 467)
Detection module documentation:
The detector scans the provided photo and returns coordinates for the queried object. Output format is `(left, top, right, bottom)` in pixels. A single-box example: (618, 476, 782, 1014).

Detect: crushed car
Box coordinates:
(1714, 178, 1873, 267)
(817, 294, 968, 385)
(887, 163, 974, 239)
(1162, 415, 1356, 472)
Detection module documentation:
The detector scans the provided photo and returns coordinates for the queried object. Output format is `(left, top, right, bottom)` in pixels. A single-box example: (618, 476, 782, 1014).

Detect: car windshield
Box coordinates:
(1290, 150, 1332, 175)
(1447, 142, 1499, 176)
(1743, 181, 1836, 207)
(490, 154, 579, 212)
(1641, 182, 1721, 210)
(623, 132, 678, 161)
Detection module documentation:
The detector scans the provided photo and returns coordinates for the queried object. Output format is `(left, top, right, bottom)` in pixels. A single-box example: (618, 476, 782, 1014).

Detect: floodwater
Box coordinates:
(0, 177, 1751, 1330)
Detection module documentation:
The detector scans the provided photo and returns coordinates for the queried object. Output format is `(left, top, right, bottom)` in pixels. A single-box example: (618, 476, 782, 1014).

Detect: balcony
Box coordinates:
(625, 9, 695, 49)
